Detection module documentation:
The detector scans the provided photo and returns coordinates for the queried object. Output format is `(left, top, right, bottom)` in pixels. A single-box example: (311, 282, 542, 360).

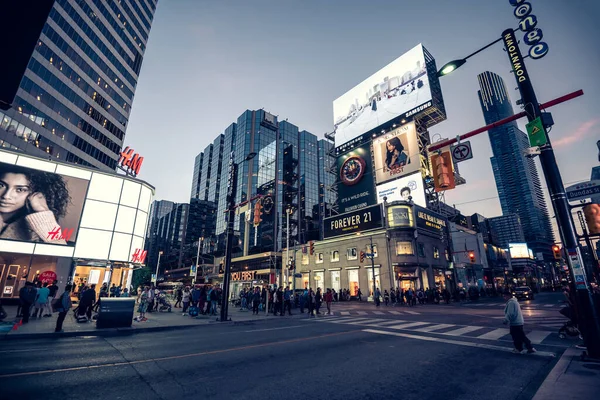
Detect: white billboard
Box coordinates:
(509, 243, 530, 259)
(333, 44, 432, 147)
(376, 172, 426, 208)
(372, 122, 420, 184)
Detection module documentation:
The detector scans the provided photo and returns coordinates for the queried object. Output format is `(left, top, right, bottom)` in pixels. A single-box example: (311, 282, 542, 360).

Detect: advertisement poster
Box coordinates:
(0, 161, 89, 245)
(337, 143, 376, 213)
(376, 172, 426, 208)
(333, 44, 432, 147)
(372, 122, 419, 184)
(324, 204, 383, 239)
(414, 205, 447, 235)
(509, 243, 530, 259)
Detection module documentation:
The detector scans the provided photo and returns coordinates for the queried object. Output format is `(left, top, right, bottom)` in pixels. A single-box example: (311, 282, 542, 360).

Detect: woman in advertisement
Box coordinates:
(385, 137, 410, 171)
(0, 164, 69, 244)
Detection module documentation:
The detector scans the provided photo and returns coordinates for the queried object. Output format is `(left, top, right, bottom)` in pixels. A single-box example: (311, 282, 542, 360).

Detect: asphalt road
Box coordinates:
(0, 292, 570, 400)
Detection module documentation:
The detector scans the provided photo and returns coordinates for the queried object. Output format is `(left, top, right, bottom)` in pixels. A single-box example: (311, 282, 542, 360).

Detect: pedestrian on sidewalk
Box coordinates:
(199, 286, 207, 314)
(503, 292, 536, 354)
(46, 280, 59, 317)
(307, 289, 315, 317)
(325, 288, 333, 315)
(374, 288, 381, 307)
(182, 286, 191, 315)
(357, 288, 363, 302)
(299, 289, 307, 313)
(252, 287, 261, 315)
(384, 290, 390, 306)
(33, 282, 50, 318)
(283, 286, 292, 316)
(136, 286, 149, 321)
(315, 288, 323, 315)
(390, 289, 396, 306)
(174, 287, 183, 308)
(53, 284, 72, 332)
(19, 282, 37, 324)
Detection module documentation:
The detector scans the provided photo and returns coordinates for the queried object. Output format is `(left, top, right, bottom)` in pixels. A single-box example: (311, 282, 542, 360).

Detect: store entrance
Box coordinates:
(72, 265, 133, 301)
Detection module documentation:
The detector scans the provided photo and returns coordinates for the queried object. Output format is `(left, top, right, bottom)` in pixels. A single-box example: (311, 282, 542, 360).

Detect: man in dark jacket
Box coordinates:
(19, 282, 37, 323)
(79, 284, 96, 319)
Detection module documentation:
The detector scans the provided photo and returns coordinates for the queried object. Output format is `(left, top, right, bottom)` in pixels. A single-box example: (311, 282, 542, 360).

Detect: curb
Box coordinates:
(0, 315, 281, 341)
(531, 346, 578, 400)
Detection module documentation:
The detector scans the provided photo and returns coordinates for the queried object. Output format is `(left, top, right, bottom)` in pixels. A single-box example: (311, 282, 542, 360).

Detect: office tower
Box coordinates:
(0, 0, 157, 170)
(486, 214, 526, 249)
(145, 199, 174, 273)
(191, 109, 336, 258)
(478, 71, 554, 261)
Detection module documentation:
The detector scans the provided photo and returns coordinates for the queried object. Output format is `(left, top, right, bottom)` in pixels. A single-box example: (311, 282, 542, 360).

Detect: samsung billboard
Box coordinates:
(333, 44, 432, 148)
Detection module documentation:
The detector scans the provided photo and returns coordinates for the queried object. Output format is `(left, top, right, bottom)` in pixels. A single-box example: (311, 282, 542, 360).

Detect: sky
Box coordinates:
(126, 0, 600, 231)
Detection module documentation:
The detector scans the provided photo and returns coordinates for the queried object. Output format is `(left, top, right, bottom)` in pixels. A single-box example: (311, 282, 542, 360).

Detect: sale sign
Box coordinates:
(38, 271, 57, 284)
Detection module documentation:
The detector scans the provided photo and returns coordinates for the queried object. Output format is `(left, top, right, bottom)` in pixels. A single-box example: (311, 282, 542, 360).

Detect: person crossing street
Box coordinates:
(503, 291, 536, 354)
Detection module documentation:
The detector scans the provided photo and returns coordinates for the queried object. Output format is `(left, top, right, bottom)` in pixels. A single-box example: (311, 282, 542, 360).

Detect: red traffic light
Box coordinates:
(468, 251, 475, 263)
(552, 245, 561, 259)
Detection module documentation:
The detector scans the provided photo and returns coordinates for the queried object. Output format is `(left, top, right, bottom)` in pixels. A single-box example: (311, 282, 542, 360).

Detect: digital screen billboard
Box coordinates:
(372, 122, 419, 184)
(509, 243, 530, 259)
(0, 161, 88, 245)
(376, 172, 426, 208)
(337, 143, 376, 213)
(333, 44, 432, 148)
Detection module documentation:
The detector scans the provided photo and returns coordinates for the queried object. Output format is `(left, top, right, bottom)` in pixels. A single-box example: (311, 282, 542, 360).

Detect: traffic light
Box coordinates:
(253, 199, 263, 226)
(289, 260, 295, 271)
(468, 251, 476, 263)
(431, 151, 456, 192)
(309, 241, 314, 255)
(552, 244, 561, 260)
(218, 262, 224, 274)
(360, 251, 365, 263)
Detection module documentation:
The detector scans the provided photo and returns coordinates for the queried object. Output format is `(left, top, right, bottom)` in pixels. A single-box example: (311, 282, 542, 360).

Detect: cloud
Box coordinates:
(553, 118, 600, 147)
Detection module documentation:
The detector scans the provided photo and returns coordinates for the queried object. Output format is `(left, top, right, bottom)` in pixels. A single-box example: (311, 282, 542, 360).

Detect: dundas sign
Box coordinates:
(324, 204, 383, 239)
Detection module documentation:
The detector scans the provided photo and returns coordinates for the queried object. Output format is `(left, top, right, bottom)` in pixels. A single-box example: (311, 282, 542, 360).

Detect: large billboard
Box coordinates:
(376, 172, 426, 208)
(372, 122, 419, 184)
(333, 44, 432, 148)
(0, 161, 88, 245)
(337, 143, 376, 213)
(324, 204, 383, 239)
(414, 205, 447, 236)
(509, 243, 530, 259)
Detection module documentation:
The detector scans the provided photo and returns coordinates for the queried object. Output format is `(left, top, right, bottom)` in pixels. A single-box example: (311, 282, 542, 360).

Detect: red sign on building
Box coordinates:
(131, 248, 147, 264)
(119, 146, 144, 176)
(38, 271, 57, 284)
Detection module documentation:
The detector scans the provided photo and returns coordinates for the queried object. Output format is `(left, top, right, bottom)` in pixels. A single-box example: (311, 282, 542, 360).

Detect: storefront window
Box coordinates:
(433, 246, 440, 259)
(421, 269, 430, 290)
(0, 253, 32, 299)
(330, 270, 340, 292)
(301, 254, 309, 265)
(346, 248, 357, 260)
(331, 251, 339, 262)
(396, 241, 413, 255)
(316, 253, 324, 264)
(366, 267, 381, 297)
(302, 272, 309, 289)
(314, 271, 324, 290)
(347, 269, 359, 296)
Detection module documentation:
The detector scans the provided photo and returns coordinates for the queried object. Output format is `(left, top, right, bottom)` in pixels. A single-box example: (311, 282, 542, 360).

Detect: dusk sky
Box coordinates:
(126, 0, 600, 229)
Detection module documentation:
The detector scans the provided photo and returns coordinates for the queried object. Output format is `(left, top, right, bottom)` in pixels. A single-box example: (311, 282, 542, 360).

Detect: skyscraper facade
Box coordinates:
(0, 0, 157, 170)
(478, 71, 554, 261)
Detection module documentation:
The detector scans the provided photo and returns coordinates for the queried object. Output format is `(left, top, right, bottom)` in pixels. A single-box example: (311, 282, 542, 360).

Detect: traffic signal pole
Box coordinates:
(500, 29, 600, 358)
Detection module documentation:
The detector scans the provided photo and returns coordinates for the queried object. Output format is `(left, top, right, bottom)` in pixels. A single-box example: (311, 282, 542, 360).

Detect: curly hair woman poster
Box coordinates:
(0, 162, 89, 245)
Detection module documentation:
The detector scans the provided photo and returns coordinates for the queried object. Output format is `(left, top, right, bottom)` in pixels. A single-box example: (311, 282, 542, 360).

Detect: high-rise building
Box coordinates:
(191, 109, 336, 259)
(145, 200, 174, 273)
(486, 214, 526, 249)
(0, 0, 157, 170)
(478, 71, 554, 261)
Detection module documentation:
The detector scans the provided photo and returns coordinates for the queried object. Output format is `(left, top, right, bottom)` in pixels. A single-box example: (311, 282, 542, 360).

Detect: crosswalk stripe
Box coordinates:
(441, 326, 485, 336)
(372, 311, 385, 315)
(346, 319, 386, 325)
(404, 311, 420, 315)
(374, 319, 408, 326)
(356, 311, 368, 315)
(412, 324, 455, 333)
(340, 311, 350, 316)
(476, 328, 510, 340)
(387, 311, 402, 315)
(326, 317, 365, 323)
(387, 322, 430, 330)
(527, 330, 552, 344)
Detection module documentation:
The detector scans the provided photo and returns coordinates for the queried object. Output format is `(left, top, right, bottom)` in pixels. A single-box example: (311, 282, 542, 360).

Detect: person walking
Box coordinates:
(383, 290, 390, 306)
(182, 286, 191, 315)
(374, 288, 381, 307)
(357, 288, 363, 302)
(503, 292, 536, 354)
(79, 284, 96, 320)
(307, 289, 315, 317)
(46, 280, 59, 317)
(19, 282, 37, 324)
(324, 288, 333, 315)
(283, 286, 293, 316)
(252, 287, 261, 315)
(315, 288, 322, 315)
(136, 286, 149, 322)
(33, 282, 50, 318)
(299, 289, 307, 313)
(174, 286, 183, 308)
(54, 284, 72, 333)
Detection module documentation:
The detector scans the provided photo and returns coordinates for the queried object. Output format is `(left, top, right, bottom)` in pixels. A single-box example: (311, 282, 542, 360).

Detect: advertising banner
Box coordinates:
(372, 122, 420, 184)
(0, 161, 89, 245)
(509, 243, 530, 259)
(414, 205, 447, 235)
(333, 44, 432, 148)
(337, 143, 376, 213)
(376, 172, 426, 208)
(324, 204, 383, 239)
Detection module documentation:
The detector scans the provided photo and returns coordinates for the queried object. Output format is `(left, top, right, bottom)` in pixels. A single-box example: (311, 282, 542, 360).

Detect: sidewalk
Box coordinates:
(0, 305, 292, 340)
(533, 346, 600, 400)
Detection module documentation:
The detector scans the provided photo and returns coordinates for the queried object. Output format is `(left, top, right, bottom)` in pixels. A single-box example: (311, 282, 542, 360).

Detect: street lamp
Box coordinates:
(437, 37, 503, 77)
(220, 151, 257, 322)
(154, 251, 163, 285)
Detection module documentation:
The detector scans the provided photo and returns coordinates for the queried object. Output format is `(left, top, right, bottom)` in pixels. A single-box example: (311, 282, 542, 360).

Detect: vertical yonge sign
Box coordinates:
(509, 0, 549, 60)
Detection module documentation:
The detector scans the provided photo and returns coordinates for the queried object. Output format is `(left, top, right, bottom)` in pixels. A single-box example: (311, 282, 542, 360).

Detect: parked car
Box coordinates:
(512, 286, 535, 301)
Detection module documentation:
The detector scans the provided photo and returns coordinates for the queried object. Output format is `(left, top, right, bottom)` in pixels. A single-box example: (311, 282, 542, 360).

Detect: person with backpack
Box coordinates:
(53, 284, 72, 333)
(19, 282, 37, 324)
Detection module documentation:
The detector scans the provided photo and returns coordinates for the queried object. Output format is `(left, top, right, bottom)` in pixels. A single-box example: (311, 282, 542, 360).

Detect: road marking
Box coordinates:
(476, 328, 510, 340)
(404, 311, 420, 315)
(327, 317, 372, 324)
(244, 325, 306, 333)
(0, 348, 51, 354)
(527, 330, 552, 344)
(373, 319, 408, 326)
(0, 329, 362, 379)
(346, 319, 386, 325)
(387, 311, 402, 315)
(441, 326, 485, 336)
(412, 323, 455, 333)
(340, 311, 350, 316)
(387, 322, 430, 330)
(372, 311, 385, 315)
(544, 304, 554, 307)
(363, 329, 556, 358)
(356, 311, 368, 315)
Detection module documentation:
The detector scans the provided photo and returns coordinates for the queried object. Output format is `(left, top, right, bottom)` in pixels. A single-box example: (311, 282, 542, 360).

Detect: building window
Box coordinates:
(331, 251, 339, 262)
(396, 241, 414, 255)
(347, 248, 358, 260)
(348, 269, 359, 296)
(367, 244, 378, 258)
(418, 242, 425, 258)
(316, 253, 324, 264)
(433, 246, 440, 259)
(301, 254, 309, 265)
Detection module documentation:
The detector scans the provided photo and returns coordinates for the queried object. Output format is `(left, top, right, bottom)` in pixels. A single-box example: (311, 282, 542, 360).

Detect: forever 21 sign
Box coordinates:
(324, 204, 383, 239)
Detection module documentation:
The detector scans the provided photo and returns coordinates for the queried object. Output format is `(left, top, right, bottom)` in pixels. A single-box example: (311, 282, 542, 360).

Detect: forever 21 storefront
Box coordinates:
(0, 149, 153, 303)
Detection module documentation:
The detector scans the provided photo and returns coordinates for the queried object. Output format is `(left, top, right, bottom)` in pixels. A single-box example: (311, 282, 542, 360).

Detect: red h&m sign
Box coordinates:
(119, 146, 144, 176)
(131, 248, 147, 264)
(47, 226, 74, 242)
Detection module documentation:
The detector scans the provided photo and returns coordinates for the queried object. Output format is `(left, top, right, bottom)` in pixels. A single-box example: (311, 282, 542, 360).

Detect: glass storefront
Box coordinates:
(313, 271, 324, 290)
(330, 270, 340, 292)
(72, 264, 134, 300)
(347, 269, 359, 296)
(366, 266, 381, 297)
(1, 253, 71, 300)
(301, 272, 309, 289)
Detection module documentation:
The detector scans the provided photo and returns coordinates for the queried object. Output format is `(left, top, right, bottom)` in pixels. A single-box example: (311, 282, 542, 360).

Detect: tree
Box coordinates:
(131, 267, 152, 291)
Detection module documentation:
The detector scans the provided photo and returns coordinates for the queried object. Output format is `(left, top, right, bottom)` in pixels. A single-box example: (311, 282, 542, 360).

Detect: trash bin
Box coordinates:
(96, 298, 135, 329)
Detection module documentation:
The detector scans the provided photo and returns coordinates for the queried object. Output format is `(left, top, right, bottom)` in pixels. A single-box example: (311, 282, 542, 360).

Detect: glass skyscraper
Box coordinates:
(477, 71, 554, 261)
(0, 0, 157, 170)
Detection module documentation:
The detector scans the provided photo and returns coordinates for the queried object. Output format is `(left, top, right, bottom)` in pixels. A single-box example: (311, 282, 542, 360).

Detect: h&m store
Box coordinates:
(0, 149, 153, 303)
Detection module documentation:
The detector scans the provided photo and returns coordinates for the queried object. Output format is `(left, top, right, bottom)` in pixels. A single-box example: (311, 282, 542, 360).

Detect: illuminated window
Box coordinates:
(395, 241, 414, 255)
(347, 248, 357, 260)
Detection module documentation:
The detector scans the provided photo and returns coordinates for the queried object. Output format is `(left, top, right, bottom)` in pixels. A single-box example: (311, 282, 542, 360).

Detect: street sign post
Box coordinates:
(526, 116, 547, 147)
(450, 141, 473, 163)
(566, 180, 600, 202)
